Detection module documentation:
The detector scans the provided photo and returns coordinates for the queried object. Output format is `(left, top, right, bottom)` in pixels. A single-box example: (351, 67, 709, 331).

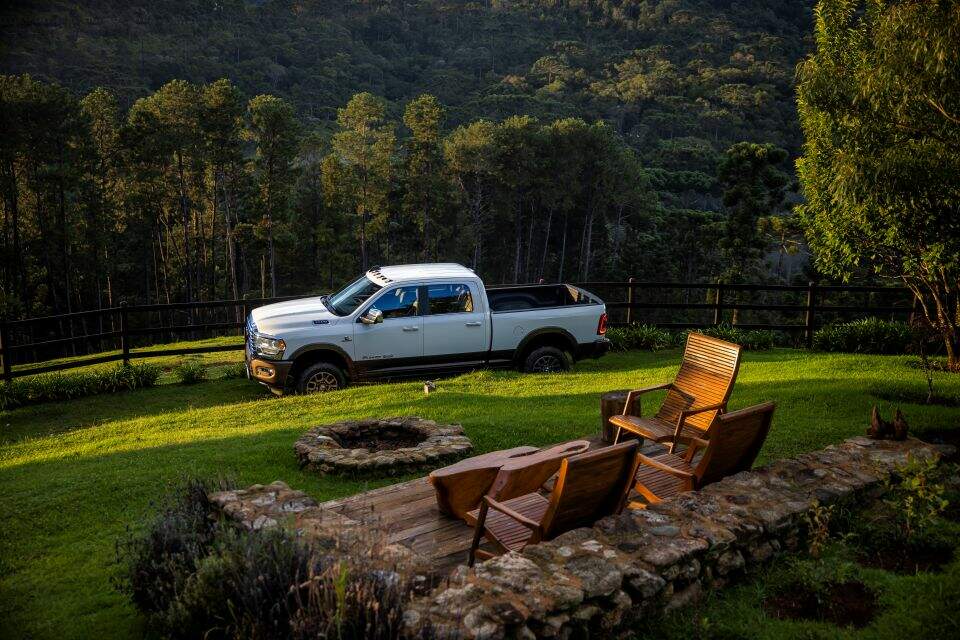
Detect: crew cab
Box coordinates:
(245, 263, 609, 394)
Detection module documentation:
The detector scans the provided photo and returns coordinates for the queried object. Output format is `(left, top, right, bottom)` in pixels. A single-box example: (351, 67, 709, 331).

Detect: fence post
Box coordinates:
(804, 281, 817, 349)
(120, 302, 130, 366)
(0, 318, 11, 383)
(713, 280, 724, 326)
(626, 277, 635, 325)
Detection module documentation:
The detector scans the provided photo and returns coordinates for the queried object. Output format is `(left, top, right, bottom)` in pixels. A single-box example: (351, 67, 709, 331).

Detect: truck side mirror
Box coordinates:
(360, 308, 383, 325)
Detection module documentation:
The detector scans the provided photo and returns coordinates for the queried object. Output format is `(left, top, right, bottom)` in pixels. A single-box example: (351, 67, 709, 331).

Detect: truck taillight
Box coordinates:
(597, 312, 607, 335)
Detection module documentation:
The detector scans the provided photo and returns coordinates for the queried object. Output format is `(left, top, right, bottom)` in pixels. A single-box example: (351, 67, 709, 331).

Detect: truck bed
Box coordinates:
(485, 284, 598, 312)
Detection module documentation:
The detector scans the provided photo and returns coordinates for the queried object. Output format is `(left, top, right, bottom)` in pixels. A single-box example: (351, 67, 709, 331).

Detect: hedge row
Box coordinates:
(607, 324, 775, 352)
(0, 362, 161, 410)
(608, 319, 918, 356)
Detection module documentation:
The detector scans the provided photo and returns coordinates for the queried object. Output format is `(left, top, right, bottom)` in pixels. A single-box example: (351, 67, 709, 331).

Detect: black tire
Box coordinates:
(523, 346, 571, 373)
(296, 362, 347, 394)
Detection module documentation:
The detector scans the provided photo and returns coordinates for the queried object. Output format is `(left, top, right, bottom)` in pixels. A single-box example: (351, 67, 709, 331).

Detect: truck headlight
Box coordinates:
(254, 334, 286, 359)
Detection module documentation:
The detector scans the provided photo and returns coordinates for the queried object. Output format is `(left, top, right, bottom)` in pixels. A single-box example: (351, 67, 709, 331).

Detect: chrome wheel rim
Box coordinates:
(532, 354, 563, 373)
(305, 372, 339, 393)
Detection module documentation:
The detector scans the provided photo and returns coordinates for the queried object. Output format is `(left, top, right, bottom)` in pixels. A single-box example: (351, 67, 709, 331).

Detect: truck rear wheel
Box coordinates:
(523, 346, 571, 373)
(296, 362, 347, 394)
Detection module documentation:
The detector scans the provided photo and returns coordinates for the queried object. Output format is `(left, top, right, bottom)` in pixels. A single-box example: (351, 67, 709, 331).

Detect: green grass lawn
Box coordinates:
(1, 349, 958, 639)
(12, 335, 246, 382)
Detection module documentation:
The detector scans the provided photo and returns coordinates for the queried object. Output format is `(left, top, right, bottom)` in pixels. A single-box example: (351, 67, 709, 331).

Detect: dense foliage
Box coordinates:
(690, 324, 774, 351)
(796, 0, 960, 368)
(605, 322, 774, 351)
(813, 318, 914, 355)
(0, 362, 160, 409)
(117, 479, 415, 639)
(607, 324, 674, 352)
(0, 0, 812, 319)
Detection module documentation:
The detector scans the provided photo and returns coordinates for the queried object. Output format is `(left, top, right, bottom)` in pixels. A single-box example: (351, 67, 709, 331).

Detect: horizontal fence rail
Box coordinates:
(0, 281, 914, 381)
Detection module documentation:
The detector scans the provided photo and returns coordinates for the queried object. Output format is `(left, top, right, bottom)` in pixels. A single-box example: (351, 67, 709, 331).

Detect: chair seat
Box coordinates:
(465, 493, 549, 552)
(609, 414, 705, 443)
(634, 453, 694, 502)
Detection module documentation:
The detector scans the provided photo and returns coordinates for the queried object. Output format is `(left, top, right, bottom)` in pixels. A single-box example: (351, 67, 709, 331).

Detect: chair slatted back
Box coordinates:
(694, 402, 775, 486)
(540, 441, 640, 539)
(655, 332, 743, 432)
(487, 441, 591, 503)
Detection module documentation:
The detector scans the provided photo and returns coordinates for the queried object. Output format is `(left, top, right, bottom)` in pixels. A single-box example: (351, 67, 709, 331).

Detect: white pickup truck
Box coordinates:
(245, 263, 609, 394)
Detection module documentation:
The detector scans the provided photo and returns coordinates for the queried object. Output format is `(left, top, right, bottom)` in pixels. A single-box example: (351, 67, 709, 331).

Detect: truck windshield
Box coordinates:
(327, 275, 382, 316)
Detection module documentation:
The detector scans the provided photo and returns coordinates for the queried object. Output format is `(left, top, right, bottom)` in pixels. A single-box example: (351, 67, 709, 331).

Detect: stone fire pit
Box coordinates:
(294, 417, 473, 476)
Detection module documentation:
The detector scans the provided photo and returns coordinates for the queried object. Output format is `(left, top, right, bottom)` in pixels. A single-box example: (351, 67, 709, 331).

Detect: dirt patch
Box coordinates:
(763, 580, 877, 628)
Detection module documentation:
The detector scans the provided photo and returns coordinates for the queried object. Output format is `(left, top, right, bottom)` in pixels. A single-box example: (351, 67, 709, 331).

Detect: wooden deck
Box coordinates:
(316, 436, 665, 573)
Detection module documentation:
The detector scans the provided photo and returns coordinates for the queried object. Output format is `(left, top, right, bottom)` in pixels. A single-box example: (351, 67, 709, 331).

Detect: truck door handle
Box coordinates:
(465, 321, 482, 327)
(402, 326, 419, 332)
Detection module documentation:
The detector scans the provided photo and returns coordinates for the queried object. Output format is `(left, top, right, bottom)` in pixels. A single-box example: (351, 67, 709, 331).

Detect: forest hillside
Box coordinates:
(0, 0, 814, 317)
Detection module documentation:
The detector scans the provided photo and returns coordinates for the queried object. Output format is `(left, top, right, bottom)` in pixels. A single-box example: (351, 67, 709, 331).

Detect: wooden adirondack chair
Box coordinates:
(633, 401, 775, 506)
(429, 440, 590, 521)
(466, 441, 640, 566)
(610, 332, 742, 452)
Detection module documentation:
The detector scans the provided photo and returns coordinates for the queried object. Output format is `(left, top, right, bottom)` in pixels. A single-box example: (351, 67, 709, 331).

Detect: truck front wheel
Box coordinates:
(296, 362, 347, 394)
(523, 346, 572, 373)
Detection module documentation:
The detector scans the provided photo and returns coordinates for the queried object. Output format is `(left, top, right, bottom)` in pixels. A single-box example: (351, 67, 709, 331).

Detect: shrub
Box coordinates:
(0, 362, 161, 410)
(883, 456, 950, 542)
(220, 361, 248, 380)
(687, 325, 775, 351)
(607, 324, 673, 352)
(813, 318, 914, 354)
(118, 479, 418, 640)
(115, 478, 226, 621)
(173, 359, 208, 385)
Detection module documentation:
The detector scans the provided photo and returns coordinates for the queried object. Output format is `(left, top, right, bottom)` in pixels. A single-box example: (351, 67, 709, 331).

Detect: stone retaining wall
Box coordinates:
(403, 436, 947, 639)
(207, 436, 949, 640)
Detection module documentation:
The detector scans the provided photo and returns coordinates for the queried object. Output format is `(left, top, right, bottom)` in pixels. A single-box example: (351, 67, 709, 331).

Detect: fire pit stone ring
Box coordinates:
(294, 417, 473, 476)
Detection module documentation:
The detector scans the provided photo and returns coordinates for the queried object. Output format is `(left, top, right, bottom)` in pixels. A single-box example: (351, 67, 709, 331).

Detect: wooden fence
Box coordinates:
(0, 281, 914, 381)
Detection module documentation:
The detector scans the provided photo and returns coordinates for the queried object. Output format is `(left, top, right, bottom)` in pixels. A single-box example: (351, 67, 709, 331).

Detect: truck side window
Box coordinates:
(371, 286, 419, 319)
(426, 284, 474, 314)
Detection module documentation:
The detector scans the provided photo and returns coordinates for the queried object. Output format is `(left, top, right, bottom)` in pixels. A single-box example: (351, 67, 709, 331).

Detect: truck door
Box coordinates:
(353, 285, 423, 373)
(421, 282, 489, 364)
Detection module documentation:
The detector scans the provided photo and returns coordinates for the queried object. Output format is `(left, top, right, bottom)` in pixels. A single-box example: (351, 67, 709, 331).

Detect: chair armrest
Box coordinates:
(637, 454, 694, 480)
(623, 383, 674, 415)
(659, 433, 710, 459)
(677, 402, 726, 423)
(483, 496, 542, 531)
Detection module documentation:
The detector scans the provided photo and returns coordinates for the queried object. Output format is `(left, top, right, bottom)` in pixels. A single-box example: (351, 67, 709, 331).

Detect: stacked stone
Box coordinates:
(401, 436, 950, 639)
(293, 417, 473, 476)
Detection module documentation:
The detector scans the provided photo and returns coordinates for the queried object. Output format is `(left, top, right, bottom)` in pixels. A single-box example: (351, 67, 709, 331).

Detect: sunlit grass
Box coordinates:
(0, 349, 957, 639)
(12, 335, 245, 384)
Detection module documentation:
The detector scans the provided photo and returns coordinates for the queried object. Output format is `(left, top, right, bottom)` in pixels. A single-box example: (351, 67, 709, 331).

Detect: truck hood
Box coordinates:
(250, 296, 343, 334)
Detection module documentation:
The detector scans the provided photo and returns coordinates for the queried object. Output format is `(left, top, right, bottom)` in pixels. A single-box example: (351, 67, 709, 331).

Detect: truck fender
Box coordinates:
(287, 344, 356, 379)
(513, 327, 578, 365)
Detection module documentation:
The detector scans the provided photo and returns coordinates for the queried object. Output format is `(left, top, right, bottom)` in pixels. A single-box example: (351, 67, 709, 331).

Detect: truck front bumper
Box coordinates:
(246, 351, 293, 393)
(577, 337, 611, 360)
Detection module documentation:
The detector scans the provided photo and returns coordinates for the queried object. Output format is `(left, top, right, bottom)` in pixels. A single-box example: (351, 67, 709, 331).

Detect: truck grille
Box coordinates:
(246, 316, 257, 353)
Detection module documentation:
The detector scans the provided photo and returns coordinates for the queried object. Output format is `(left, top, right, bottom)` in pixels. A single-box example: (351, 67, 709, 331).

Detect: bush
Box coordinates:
(688, 325, 775, 351)
(607, 324, 673, 352)
(0, 362, 161, 410)
(173, 359, 208, 384)
(813, 318, 914, 354)
(115, 478, 226, 621)
(117, 479, 418, 640)
(220, 361, 248, 380)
